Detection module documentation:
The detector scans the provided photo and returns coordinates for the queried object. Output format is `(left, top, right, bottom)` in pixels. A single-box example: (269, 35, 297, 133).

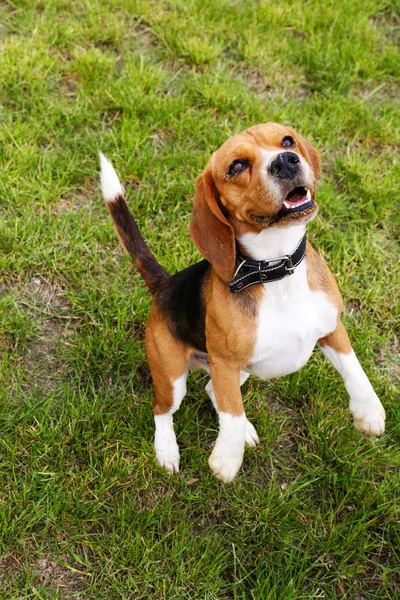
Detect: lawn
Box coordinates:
(0, 0, 399, 598)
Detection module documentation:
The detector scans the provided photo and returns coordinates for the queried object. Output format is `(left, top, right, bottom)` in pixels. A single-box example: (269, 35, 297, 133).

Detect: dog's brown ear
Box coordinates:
(190, 165, 236, 282)
(288, 128, 321, 180)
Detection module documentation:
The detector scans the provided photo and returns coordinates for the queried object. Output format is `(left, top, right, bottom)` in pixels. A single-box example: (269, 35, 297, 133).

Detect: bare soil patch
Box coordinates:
(57, 179, 97, 214)
(13, 276, 78, 394)
(0, 553, 89, 598)
(234, 66, 308, 100)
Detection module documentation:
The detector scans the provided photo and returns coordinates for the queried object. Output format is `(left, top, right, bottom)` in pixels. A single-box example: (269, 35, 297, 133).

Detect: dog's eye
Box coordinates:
(227, 159, 250, 177)
(282, 136, 296, 148)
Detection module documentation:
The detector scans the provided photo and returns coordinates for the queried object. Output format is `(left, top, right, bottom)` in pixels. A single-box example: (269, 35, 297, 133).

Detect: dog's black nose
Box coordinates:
(269, 152, 300, 180)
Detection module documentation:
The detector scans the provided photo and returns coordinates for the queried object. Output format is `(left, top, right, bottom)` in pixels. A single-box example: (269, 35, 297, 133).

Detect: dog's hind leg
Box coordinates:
(205, 372, 259, 448)
(146, 306, 192, 474)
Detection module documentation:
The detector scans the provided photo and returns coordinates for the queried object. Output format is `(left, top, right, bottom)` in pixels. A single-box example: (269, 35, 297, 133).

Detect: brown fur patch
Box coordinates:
(204, 272, 261, 415)
(145, 303, 192, 415)
(206, 271, 260, 363)
(208, 358, 245, 416)
(307, 242, 351, 353)
(319, 320, 352, 354)
(306, 242, 344, 313)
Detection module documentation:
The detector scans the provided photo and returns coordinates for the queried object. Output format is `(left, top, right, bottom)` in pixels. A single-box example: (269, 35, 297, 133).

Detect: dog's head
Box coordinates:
(190, 122, 321, 281)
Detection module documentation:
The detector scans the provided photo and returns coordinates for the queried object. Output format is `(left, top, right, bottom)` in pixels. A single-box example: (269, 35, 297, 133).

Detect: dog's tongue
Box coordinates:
(282, 187, 310, 209)
(286, 187, 307, 204)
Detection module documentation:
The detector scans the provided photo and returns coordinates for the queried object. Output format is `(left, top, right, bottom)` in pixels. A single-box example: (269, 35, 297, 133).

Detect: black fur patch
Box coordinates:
(156, 261, 211, 352)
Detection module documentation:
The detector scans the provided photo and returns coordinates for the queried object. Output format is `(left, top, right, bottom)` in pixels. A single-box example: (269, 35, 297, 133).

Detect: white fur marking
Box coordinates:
(171, 373, 187, 413)
(99, 152, 124, 202)
(209, 412, 247, 483)
(259, 149, 286, 204)
(154, 373, 187, 473)
(321, 348, 385, 436)
(205, 373, 259, 447)
(239, 227, 338, 380)
(154, 413, 180, 473)
(240, 224, 306, 261)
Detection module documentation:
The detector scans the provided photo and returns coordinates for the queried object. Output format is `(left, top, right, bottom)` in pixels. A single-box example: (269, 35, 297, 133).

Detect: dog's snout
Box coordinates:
(269, 152, 300, 180)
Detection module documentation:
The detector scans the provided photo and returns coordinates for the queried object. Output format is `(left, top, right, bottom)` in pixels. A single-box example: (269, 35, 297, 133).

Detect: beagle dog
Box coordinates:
(100, 122, 385, 483)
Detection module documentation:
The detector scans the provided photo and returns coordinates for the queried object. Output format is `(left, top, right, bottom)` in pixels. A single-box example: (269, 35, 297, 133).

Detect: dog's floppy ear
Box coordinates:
(288, 127, 321, 180)
(190, 165, 236, 282)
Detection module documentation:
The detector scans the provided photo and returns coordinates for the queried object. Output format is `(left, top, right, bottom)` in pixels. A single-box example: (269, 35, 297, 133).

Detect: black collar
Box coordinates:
(228, 234, 307, 294)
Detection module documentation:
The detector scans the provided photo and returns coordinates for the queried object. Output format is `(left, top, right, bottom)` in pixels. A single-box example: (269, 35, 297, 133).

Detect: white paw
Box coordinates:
(209, 413, 246, 482)
(154, 414, 180, 473)
(208, 449, 243, 483)
(155, 440, 180, 473)
(352, 402, 386, 437)
(245, 420, 260, 447)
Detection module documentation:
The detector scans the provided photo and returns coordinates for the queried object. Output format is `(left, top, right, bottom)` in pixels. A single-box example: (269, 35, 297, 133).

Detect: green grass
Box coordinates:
(0, 0, 399, 597)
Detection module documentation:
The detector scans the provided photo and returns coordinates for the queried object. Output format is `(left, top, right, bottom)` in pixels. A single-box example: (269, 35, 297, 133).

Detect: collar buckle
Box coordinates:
(232, 258, 247, 280)
(285, 256, 294, 275)
(259, 264, 268, 283)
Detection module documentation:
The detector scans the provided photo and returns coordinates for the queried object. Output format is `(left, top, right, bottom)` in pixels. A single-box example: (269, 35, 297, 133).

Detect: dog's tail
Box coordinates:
(99, 153, 169, 295)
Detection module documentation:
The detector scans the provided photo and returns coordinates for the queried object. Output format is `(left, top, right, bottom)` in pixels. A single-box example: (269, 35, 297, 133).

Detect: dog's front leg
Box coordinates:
(319, 321, 385, 436)
(208, 358, 247, 483)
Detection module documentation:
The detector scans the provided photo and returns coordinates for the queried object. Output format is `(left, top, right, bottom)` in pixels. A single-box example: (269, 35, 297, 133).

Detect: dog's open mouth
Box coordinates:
(281, 187, 314, 214)
(250, 186, 316, 225)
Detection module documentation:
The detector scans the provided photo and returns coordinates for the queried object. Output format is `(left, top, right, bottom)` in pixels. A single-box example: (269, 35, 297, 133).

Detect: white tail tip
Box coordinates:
(99, 152, 124, 202)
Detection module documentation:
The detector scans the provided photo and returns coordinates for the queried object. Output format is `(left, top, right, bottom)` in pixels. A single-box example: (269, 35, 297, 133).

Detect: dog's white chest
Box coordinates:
(248, 261, 338, 379)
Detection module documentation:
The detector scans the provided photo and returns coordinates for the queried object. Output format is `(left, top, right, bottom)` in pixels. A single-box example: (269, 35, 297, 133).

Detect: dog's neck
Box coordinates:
(238, 224, 306, 262)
